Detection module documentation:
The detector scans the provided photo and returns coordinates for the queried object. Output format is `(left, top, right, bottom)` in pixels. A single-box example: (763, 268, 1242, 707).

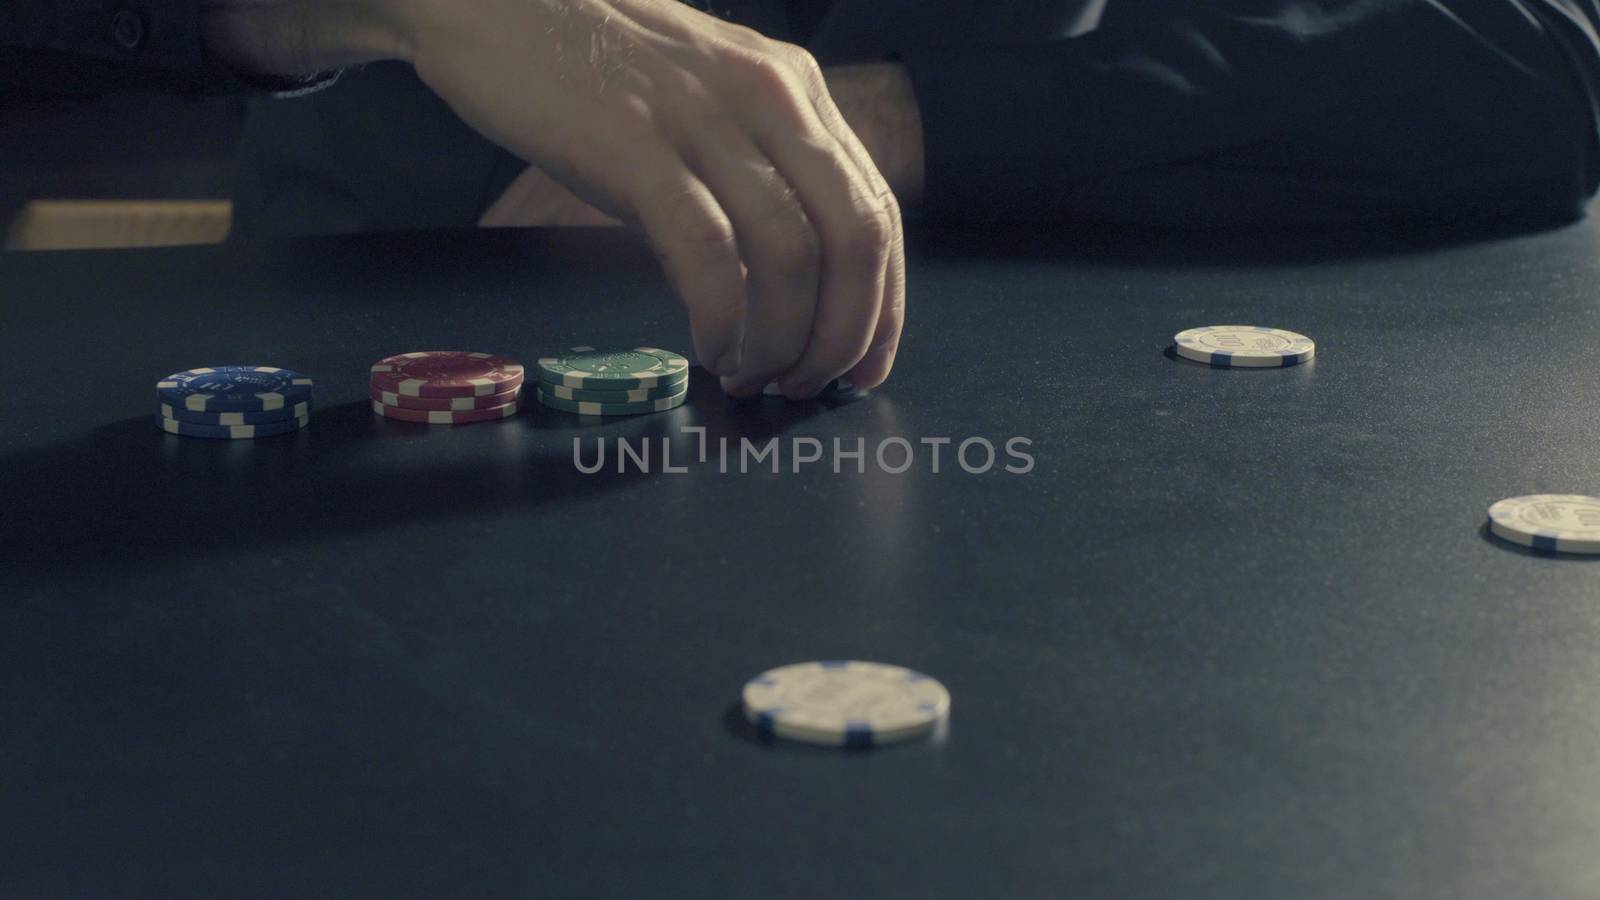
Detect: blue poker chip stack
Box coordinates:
(155, 366, 314, 439)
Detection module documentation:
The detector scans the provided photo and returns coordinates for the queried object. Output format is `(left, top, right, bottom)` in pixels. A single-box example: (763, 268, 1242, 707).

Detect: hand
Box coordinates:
(408, 0, 906, 396)
(205, 0, 906, 396)
(483, 62, 925, 225)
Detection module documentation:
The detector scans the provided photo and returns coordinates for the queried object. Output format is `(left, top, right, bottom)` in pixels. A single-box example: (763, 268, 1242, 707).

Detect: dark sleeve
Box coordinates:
(0, 0, 330, 100)
(889, 0, 1595, 224)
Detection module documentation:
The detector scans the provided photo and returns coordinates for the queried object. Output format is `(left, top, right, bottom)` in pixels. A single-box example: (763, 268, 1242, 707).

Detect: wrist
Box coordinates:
(823, 63, 926, 207)
(200, 0, 421, 77)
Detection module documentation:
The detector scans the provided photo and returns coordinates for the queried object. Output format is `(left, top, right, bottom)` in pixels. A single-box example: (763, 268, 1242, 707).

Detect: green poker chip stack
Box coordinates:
(532, 346, 690, 416)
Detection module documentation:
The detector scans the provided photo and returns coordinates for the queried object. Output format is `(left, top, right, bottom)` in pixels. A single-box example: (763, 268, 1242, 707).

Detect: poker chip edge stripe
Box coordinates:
(160, 401, 310, 425)
(534, 386, 687, 416)
(1174, 345, 1316, 368)
(541, 381, 685, 402)
(157, 413, 309, 439)
(370, 399, 520, 424)
(1172, 326, 1316, 368)
(368, 385, 521, 410)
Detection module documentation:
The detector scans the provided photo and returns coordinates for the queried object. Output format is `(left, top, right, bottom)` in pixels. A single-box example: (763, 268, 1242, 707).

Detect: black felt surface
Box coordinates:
(3, 222, 1598, 897)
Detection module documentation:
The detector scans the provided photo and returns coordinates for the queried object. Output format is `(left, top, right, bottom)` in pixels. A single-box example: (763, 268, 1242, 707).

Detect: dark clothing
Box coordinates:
(6, 1, 1600, 229)
(883, 0, 1600, 226)
(233, 0, 1600, 232)
(0, 1, 326, 99)
(238, 61, 516, 240)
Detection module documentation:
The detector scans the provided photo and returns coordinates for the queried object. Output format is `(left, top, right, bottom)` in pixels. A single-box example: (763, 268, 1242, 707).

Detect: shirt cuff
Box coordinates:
(0, 0, 340, 96)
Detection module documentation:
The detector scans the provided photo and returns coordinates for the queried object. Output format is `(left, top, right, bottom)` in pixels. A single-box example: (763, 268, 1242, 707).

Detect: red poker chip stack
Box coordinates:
(368, 351, 525, 425)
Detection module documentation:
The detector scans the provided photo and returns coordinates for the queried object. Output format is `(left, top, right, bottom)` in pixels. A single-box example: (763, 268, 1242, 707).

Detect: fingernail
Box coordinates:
(720, 375, 760, 399)
(785, 379, 823, 399)
(714, 348, 742, 378)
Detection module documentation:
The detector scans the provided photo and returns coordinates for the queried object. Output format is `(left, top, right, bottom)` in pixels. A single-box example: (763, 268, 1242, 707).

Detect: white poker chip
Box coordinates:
(1173, 325, 1315, 367)
(741, 660, 950, 748)
(1487, 494, 1600, 554)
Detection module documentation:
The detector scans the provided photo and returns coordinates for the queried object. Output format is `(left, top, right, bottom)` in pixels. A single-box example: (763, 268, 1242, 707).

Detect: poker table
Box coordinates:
(4, 219, 1598, 896)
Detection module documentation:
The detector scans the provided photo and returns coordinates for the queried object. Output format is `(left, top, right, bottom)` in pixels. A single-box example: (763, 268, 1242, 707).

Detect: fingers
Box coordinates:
(611, 13, 898, 396)
(803, 71, 907, 391)
(457, 0, 899, 395)
(628, 162, 750, 378)
(673, 127, 823, 397)
(756, 131, 891, 398)
(725, 51, 895, 397)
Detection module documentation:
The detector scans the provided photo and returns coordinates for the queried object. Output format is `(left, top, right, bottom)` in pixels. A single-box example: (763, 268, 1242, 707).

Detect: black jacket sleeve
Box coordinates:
(814, 0, 1599, 225)
(0, 0, 331, 100)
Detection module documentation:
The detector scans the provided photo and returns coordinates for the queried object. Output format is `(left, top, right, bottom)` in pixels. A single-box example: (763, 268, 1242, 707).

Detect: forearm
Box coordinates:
(198, 0, 415, 77)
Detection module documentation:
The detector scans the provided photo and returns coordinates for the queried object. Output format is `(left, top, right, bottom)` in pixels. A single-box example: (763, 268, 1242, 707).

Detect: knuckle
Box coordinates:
(759, 217, 821, 278)
(772, 349, 810, 377)
(743, 330, 809, 374)
(842, 208, 894, 264)
(880, 187, 905, 225)
(790, 351, 857, 388)
(663, 192, 738, 263)
(777, 43, 824, 88)
(805, 346, 861, 379)
(873, 308, 905, 351)
(656, 65, 720, 125)
(724, 48, 812, 121)
(808, 324, 881, 377)
(718, 23, 769, 49)
(611, 93, 660, 137)
(681, 271, 745, 337)
(728, 49, 791, 92)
